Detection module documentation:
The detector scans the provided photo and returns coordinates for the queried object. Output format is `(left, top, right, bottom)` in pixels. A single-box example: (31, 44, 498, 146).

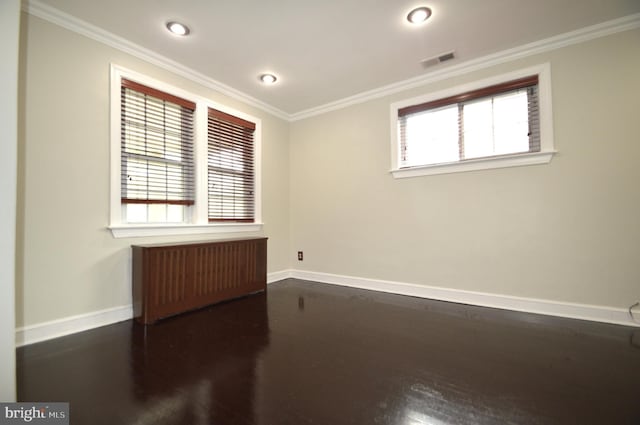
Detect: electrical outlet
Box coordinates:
(297, 251, 303, 261)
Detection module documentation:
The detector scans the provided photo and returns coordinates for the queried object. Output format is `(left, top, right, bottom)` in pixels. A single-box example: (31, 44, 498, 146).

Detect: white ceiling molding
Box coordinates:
(289, 12, 640, 121)
(22, 1, 640, 122)
(22, 0, 291, 121)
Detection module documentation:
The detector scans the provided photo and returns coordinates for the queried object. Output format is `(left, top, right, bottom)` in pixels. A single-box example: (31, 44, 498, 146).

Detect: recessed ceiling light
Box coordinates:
(407, 7, 432, 24)
(166, 21, 190, 36)
(260, 73, 278, 85)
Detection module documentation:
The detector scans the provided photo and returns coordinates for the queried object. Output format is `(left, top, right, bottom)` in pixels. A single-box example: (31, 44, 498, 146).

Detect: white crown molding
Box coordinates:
(286, 270, 640, 328)
(290, 13, 640, 121)
(22, 0, 290, 121)
(22, 1, 640, 123)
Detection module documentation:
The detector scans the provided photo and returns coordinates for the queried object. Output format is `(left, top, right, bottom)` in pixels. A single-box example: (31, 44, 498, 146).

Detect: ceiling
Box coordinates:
(31, 0, 640, 116)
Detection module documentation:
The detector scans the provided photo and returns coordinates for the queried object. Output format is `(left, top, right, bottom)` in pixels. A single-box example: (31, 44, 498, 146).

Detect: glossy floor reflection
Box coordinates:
(18, 279, 640, 424)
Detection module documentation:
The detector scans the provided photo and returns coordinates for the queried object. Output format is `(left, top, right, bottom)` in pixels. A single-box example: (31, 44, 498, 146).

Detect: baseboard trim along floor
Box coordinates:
(287, 269, 639, 329)
(15, 269, 639, 346)
(15, 305, 133, 347)
(19, 280, 640, 424)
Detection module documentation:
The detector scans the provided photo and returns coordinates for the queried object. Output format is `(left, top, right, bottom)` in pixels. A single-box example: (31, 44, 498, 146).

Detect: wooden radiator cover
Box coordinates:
(132, 237, 267, 324)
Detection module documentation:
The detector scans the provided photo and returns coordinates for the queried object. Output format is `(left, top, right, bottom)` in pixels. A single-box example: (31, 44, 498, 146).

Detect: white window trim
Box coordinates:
(389, 63, 556, 178)
(108, 64, 262, 238)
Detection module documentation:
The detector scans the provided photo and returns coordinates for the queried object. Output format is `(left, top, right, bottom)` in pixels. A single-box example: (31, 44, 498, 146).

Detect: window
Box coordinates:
(120, 79, 195, 223)
(390, 64, 555, 178)
(109, 65, 262, 238)
(207, 108, 255, 222)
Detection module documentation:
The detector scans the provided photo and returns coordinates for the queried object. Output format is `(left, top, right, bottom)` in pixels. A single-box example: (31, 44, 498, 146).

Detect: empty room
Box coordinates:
(2, 0, 640, 424)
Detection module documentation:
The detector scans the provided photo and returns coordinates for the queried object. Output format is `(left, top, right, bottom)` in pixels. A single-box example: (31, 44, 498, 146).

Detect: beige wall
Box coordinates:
(1, 0, 20, 402)
(290, 29, 640, 309)
(17, 14, 290, 327)
(17, 10, 640, 331)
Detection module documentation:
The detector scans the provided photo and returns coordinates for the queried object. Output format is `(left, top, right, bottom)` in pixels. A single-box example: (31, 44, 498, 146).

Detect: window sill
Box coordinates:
(391, 150, 556, 179)
(108, 222, 263, 238)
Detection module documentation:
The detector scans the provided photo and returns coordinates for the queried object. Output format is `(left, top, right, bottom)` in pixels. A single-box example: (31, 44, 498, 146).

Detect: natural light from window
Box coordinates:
(109, 65, 263, 238)
(390, 64, 555, 178)
(402, 90, 531, 167)
(404, 105, 459, 166)
(463, 91, 530, 159)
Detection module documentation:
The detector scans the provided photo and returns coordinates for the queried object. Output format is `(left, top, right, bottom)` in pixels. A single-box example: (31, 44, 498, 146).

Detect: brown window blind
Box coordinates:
(120, 79, 195, 205)
(398, 75, 540, 167)
(207, 108, 255, 222)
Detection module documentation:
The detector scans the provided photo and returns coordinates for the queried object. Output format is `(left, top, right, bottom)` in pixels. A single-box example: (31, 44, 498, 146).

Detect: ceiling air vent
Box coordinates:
(420, 51, 456, 69)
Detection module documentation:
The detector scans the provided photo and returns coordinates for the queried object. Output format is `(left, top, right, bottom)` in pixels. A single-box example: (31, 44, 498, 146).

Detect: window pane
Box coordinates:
(208, 169, 253, 220)
(463, 90, 530, 159)
(462, 99, 494, 159)
(124, 158, 149, 199)
(404, 105, 459, 166)
(124, 203, 186, 223)
(147, 204, 167, 223)
(166, 204, 185, 223)
(125, 204, 147, 223)
(493, 90, 530, 155)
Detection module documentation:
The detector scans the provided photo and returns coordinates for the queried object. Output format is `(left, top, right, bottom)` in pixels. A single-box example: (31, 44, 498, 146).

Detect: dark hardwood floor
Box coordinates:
(17, 279, 640, 425)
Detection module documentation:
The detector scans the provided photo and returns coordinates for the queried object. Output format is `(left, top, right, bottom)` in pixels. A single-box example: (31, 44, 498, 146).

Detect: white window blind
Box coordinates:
(120, 79, 195, 207)
(398, 76, 540, 168)
(207, 108, 255, 222)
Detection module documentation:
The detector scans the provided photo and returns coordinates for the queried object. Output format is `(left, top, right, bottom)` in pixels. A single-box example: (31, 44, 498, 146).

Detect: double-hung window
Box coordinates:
(390, 64, 555, 178)
(120, 79, 195, 223)
(207, 108, 255, 222)
(109, 66, 262, 237)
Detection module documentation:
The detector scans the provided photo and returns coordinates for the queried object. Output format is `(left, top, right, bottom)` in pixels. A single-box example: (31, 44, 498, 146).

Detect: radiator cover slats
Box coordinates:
(132, 237, 267, 324)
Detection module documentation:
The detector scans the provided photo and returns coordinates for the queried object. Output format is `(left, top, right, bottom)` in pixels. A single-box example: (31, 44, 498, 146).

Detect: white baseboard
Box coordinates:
(16, 270, 293, 346)
(15, 305, 133, 347)
(267, 270, 293, 283)
(16, 269, 638, 347)
(282, 269, 640, 328)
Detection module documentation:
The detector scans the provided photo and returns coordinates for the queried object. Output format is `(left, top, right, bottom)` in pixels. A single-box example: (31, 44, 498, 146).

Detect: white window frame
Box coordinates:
(390, 63, 556, 178)
(108, 64, 262, 238)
